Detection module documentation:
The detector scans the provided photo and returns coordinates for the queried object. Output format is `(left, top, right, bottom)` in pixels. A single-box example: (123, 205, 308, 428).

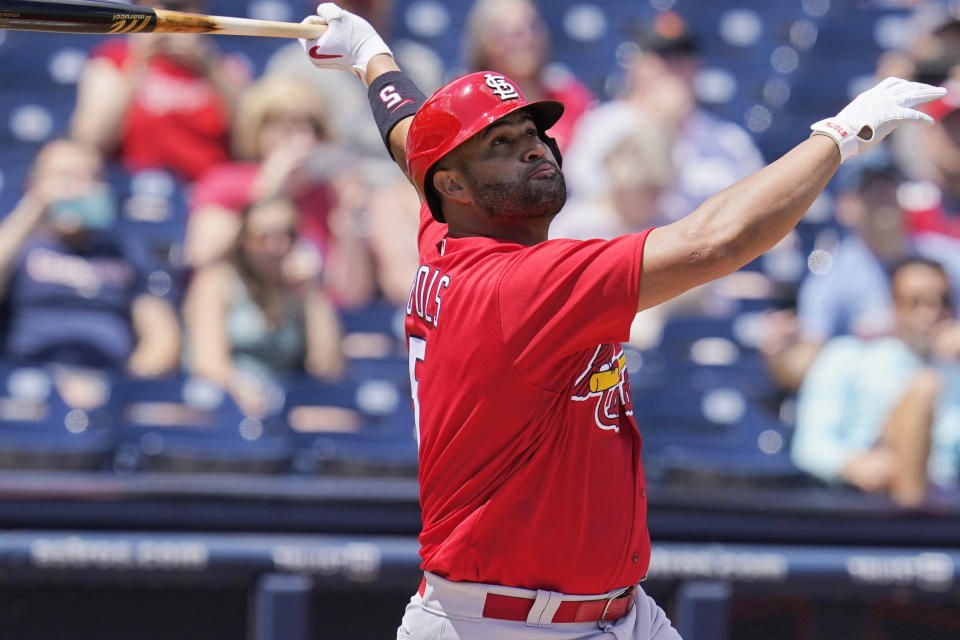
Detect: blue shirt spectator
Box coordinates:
(564, 14, 763, 221)
(761, 166, 948, 390)
(797, 234, 897, 341)
(792, 335, 960, 489)
(3, 230, 156, 369)
(0, 140, 181, 407)
(791, 257, 960, 506)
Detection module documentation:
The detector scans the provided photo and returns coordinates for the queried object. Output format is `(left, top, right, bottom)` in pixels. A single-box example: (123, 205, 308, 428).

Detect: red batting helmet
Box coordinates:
(406, 71, 565, 222)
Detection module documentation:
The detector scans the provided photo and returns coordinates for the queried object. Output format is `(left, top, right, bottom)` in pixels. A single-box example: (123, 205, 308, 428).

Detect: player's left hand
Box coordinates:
(299, 3, 392, 78)
(810, 77, 945, 162)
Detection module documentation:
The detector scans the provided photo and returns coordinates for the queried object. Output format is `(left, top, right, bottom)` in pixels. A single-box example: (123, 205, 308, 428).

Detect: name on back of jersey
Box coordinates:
(407, 265, 452, 328)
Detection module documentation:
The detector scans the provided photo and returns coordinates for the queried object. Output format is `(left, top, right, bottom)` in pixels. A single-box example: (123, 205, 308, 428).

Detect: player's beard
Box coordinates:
(461, 163, 566, 220)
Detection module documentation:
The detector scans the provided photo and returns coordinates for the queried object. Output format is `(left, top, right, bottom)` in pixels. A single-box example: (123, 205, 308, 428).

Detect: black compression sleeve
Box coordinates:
(368, 71, 426, 159)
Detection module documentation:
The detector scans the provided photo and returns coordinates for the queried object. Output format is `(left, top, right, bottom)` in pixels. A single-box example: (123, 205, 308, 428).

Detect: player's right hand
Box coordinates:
(810, 77, 945, 162)
(299, 3, 392, 78)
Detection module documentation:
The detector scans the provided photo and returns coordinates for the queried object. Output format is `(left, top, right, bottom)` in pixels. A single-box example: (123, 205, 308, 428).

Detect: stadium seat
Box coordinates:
(108, 375, 291, 473)
(0, 141, 39, 218)
(338, 301, 408, 360)
(634, 383, 802, 486)
(0, 364, 114, 470)
(107, 166, 189, 267)
(656, 314, 753, 358)
(282, 375, 417, 477)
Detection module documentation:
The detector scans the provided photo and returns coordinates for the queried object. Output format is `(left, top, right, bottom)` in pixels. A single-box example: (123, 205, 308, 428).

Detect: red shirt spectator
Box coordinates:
(185, 74, 375, 308)
(72, 34, 249, 181)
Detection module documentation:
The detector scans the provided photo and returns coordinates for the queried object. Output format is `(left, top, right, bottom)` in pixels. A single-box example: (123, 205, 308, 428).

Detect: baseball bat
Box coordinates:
(0, 0, 327, 39)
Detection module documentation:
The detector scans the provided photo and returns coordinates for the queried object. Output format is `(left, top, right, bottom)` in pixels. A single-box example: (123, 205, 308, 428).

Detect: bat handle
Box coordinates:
(154, 9, 328, 39)
(298, 22, 328, 40)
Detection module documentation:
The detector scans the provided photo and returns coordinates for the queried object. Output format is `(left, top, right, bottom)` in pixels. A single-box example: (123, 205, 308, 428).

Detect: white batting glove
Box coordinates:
(810, 77, 946, 162)
(299, 3, 393, 78)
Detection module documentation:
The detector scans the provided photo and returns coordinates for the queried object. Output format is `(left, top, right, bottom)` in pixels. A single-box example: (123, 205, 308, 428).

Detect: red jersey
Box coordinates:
(406, 204, 651, 595)
(91, 39, 247, 181)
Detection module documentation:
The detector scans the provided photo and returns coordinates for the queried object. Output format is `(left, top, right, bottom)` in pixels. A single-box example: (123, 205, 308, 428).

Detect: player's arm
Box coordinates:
(299, 4, 422, 178)
(636, 78, 945, 312)
(638, 135, 838, 311)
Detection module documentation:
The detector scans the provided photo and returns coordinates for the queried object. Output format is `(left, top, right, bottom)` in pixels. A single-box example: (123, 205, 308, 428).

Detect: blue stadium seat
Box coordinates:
(656, 314, 751, 358)
(338, 301, 408, 360)
(633, 384, 802, 485)
(0, 142, 39, 218)
(107, 166, 189, 271)
(282, 375, 417, 476)
(108, 375, 291, 473)
(0, 364, 114, 470)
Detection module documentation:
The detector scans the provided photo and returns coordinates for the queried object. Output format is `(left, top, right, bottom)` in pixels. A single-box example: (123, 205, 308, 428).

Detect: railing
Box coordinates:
(2, 531, 958, 639)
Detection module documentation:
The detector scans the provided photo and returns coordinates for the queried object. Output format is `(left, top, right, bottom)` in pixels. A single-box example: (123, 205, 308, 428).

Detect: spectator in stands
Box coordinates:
(186, 73, 375, 307)
(460, 0, 594, 151)
(792, 257, 960, 507)
(264, 1, 439, 308)
(881, 5, 960, 205)
(899, 80, 960, 239)
(760, 166, 914, 390)
(183, 195, 345, 418)
(70, 0, 249, 181)
(761, 156, 960, 390)
(0, 139, 181, 407)
(876, 5, 960, 91)
(551, 127, 675, 240)
(364, 174, 424, 306)
(565, 11, 764, 217)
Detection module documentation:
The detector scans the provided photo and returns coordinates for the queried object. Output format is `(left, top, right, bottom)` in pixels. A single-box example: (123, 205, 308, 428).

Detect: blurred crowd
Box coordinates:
(4, 0, 960, 504)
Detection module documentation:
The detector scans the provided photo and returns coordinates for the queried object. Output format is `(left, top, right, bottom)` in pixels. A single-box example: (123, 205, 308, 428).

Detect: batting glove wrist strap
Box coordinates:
(369, 71, 426, 159)
(300, 3, 393, 77)
(809, 77, 946, 163)
(809, 118, 862, 162)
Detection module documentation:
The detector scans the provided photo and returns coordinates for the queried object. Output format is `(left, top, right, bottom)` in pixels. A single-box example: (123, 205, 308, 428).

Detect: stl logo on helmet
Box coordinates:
(571, 344, 633, 432)
(484, 74, 520, 101)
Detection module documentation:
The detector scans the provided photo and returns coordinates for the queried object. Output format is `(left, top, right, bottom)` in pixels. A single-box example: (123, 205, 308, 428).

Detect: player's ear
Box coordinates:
(432, 168, 472, 205)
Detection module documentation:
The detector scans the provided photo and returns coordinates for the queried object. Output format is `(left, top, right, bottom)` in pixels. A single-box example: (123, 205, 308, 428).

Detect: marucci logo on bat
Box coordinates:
(109, 16, 151, 33)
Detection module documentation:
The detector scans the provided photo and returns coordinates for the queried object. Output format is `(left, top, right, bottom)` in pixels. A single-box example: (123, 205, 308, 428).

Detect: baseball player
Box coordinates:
(299, 4, 945, 639)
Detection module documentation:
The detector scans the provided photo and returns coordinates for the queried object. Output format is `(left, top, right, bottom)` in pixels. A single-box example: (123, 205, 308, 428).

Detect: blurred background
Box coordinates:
(3, 0, 960, 638)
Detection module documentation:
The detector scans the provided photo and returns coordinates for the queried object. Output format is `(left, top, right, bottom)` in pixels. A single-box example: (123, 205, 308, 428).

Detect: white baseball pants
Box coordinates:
(397, 572, 683, 640)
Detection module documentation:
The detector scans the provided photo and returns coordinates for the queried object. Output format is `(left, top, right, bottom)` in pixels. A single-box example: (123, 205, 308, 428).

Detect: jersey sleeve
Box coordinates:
(498, 229, 652, 388)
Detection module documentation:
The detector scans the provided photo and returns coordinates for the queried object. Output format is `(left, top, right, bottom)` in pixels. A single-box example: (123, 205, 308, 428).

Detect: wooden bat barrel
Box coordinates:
(0, 0, 158, 34)
(0, 0, 327, 38)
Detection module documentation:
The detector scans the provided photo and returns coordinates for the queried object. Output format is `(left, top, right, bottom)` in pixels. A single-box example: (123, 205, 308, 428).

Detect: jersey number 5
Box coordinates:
(408, 336, 426, 447)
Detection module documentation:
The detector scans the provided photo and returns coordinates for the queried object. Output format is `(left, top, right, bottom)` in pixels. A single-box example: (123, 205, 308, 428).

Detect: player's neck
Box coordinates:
(447, 215, 551, 246)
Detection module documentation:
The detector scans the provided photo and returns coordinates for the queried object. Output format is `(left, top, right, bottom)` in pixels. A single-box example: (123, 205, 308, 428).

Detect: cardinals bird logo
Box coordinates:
(571, 344, 633, 432)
